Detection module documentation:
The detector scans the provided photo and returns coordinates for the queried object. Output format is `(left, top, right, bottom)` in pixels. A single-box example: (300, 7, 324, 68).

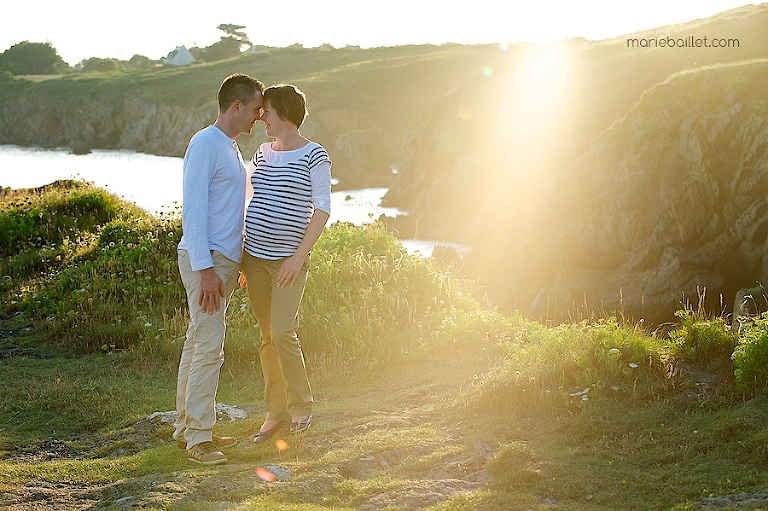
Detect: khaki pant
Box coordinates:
(241, 251, 313, 421)
(174, 249, 239, 448)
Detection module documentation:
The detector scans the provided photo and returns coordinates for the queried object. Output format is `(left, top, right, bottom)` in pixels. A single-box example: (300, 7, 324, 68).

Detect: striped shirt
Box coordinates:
(244, 141, 332, 260)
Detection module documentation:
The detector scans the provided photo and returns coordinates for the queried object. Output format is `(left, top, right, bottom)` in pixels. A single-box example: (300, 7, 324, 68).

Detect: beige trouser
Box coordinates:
(174, 249, 239, 448)
(241, 251, 313, 421)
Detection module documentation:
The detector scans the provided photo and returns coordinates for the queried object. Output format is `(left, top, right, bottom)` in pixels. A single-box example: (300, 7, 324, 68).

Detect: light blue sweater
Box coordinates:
(178, 125, 247, 271)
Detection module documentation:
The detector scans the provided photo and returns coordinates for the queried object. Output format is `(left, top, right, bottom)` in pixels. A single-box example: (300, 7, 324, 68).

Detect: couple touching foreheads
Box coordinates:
(174, 73, 331, 465)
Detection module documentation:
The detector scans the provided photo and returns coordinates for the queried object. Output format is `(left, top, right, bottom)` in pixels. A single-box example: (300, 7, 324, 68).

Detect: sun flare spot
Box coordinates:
(491, 40, 574, 187)
(507, 42, 572, 134)
(469, 39, 577, 247)
(256, 466, 276, 482)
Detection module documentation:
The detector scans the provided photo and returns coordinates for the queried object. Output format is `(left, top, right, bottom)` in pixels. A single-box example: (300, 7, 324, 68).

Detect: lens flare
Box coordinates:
(256, 466, 276, 482)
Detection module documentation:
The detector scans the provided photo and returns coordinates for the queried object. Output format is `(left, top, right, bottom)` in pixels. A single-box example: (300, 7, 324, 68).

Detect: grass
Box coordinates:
(5, 346, 768, 510)
(4, 181, 768, 509)
(0, 354, 173, 444)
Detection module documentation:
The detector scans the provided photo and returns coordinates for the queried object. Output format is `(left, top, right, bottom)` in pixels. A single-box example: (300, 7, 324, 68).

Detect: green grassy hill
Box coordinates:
(3, 6, 766, 324)
(4, 180, 768, 510)
(0, 43, 506, 189)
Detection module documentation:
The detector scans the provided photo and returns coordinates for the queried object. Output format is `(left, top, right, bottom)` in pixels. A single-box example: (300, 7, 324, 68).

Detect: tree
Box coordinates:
(217, 24, 251, 47)
(199, 24, 252, 62)
(188, 46, 203, 60)
(79, 57, 120, 73)
(127, 54, 153, 70)
(200, 38, 243, 62)
(0, 41, 69, 75)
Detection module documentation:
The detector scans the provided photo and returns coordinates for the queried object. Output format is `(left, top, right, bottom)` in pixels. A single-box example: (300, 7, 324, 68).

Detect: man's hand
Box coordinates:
(198, 267, 225, 314)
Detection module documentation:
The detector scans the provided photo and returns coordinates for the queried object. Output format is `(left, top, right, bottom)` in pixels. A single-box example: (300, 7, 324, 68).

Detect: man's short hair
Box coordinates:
(218, 73, 265, 111)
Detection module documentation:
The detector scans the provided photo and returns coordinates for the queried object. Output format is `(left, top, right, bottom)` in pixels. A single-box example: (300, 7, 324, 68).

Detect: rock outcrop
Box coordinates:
(384, 4, 768, 322)
(0, 94, 212, 156)
(542, 60, 768, 322)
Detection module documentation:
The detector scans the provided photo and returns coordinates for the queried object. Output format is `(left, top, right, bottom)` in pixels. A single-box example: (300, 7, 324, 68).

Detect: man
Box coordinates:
(174, 73, 264, 465)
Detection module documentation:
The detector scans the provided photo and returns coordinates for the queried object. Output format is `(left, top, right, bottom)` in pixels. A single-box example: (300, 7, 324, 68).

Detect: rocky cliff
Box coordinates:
(541, 60, 768, 322)
(0, 94, 211, 156)
(0, 83, 404, 189)
(383, 4, 768, 322)
(0, 44, 506, 190)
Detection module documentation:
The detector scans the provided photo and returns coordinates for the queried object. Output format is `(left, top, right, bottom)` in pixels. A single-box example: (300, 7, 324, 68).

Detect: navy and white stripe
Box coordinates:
(244, 141, 332, 260)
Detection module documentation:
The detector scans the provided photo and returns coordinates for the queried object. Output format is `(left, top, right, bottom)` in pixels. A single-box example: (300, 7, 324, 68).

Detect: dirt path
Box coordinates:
(0, 356, 501, 510)
(1, 412, 496, 510)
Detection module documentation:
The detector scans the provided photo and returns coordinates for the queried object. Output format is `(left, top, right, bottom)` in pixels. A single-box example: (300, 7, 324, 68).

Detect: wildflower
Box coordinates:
(628, 363, 639, 369)
(570, 387, 590, 397)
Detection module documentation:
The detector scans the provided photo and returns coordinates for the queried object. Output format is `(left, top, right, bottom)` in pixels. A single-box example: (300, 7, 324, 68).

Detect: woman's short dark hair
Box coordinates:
(218, 73, 265, 112)
(263, 84, 308, 127)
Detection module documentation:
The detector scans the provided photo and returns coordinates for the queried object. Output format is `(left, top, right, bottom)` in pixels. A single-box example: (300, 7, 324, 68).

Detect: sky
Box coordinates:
(0, 0, 758, 65)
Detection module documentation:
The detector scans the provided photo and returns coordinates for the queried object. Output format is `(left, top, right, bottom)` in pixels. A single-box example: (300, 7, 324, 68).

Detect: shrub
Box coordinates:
(300, 221, 499, 370)
(732, 314, 768, 396)
(2, 185, 503, 363)
(26, 215, 184, 352)
(0, 181, 181, 352)
(668, 309, 737, 377)
(465, 317, 666, 417)
(0, 180, 124, 259)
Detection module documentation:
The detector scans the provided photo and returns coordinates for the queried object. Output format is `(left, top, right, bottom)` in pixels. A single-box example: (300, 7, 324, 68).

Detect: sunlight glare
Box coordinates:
(507, 42, 571, 139)
(471, 40, 577, 253)
(256, 466, 277, 482)
(491, 41, 574, 198)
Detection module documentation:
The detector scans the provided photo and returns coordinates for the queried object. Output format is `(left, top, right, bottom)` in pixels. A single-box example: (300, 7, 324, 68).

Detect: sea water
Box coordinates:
(0, 145, 462, 257)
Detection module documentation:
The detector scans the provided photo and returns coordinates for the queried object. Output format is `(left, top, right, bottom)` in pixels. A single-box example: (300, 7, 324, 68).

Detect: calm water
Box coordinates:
(0, 145, 463, 257)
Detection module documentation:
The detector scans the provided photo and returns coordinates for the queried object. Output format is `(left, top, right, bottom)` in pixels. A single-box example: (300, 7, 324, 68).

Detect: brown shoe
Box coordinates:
(176, 434, 237, 450)
(187, 441, 227, 465)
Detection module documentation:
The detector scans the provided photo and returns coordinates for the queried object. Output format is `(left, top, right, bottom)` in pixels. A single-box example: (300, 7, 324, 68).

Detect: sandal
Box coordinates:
(290, 416, 312, 434)
(252, 421, 287, 443)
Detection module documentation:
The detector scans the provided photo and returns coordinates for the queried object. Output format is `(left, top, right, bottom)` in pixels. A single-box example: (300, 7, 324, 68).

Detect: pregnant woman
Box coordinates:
(240, 83, 332, 442)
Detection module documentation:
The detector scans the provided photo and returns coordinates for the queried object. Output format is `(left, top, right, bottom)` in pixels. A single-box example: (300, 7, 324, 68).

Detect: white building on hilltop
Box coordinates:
(163, 46, 196, 66)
